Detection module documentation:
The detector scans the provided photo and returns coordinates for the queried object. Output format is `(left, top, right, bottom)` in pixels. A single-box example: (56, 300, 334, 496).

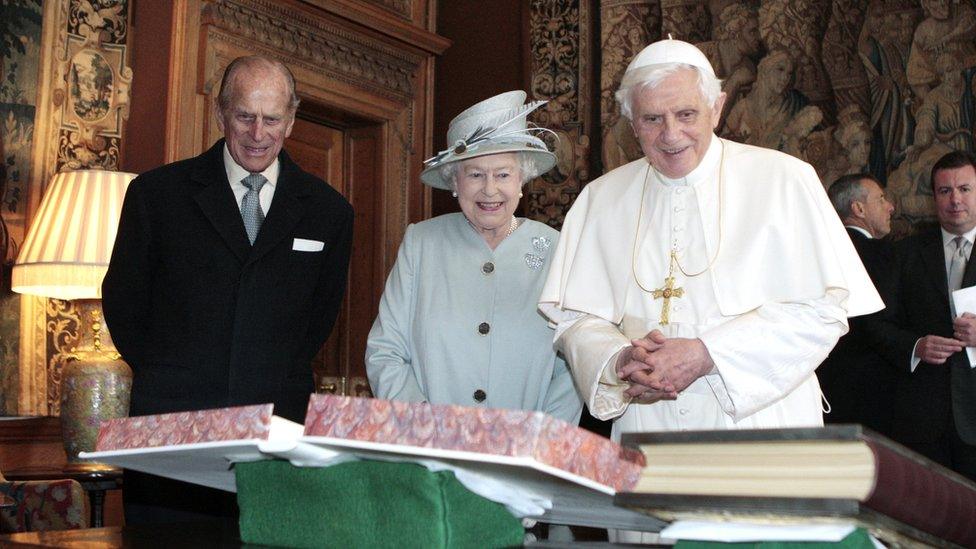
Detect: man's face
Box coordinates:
(934, 165, 976, 235)
(630, 68, 725, 179)
(857, 179, 894, 238)
(215, 66, 295, 173)
(738, 18, 761, 55)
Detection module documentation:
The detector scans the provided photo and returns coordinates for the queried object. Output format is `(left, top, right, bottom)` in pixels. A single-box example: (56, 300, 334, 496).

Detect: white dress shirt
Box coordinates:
(223, 145, 279, 216)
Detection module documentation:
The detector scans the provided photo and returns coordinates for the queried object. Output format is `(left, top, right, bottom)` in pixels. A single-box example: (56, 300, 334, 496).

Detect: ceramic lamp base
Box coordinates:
(60, 358, 132, 463)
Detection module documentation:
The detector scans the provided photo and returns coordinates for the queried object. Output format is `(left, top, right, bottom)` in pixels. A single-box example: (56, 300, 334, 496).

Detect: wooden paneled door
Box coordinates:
(285, 109, 384, 397)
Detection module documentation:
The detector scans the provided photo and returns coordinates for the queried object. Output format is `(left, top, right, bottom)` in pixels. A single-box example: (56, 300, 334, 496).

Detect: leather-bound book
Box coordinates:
(616, 425, 976, 548)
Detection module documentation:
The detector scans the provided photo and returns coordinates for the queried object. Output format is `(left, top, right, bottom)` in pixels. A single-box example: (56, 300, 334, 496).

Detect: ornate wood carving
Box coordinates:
(44, 298, 80, 416)
(361, 0, 411, 20)
(659, 0, 708, 42)
(54, 0, 132, 171)
(201, 0, 417, 101)
(527, 0, 592, 227)
(600, 0, 659, 173)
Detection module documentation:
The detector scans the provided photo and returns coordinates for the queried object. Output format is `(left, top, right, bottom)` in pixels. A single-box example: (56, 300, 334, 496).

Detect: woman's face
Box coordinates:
(454, 153, 523, 234)
(923, 0, 951, 19)
(760, 55, 792, 94)
(843, 126, 871, 168)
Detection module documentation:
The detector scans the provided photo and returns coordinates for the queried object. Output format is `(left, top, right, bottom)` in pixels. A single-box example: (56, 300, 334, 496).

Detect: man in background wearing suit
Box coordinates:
(102, 56, 354, 523)
(819, 174, 895, 435)
(865, 151, 976, 480)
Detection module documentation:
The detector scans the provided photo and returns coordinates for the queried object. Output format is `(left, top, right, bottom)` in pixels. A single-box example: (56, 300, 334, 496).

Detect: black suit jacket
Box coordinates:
(103, 140, 353, 423)
(863, 227, 976, 445)
(818, 228, 895, 433)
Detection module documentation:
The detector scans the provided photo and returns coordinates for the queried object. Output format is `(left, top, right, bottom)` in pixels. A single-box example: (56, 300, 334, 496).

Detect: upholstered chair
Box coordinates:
(0, 470, 89, 532)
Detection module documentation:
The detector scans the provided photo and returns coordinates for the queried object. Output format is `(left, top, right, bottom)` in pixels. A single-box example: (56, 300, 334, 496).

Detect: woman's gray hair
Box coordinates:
(440, 152, 543, 191)
(615, 63, 723, 121)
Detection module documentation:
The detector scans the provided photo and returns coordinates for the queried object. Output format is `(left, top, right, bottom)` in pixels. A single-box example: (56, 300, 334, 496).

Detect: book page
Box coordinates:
(635, 441, 876, 500)
(952, 286, 976, 367)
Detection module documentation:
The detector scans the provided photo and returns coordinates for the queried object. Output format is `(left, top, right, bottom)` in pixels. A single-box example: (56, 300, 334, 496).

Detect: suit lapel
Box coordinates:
(246, 151, 311, 266)
(921, 228, 949, 300)
(191, 141, 252, 264)
(962, 237, 976, 289)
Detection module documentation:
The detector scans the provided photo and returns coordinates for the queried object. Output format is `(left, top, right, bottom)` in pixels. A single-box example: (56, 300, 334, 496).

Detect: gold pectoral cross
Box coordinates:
(651, 251, 684, 325)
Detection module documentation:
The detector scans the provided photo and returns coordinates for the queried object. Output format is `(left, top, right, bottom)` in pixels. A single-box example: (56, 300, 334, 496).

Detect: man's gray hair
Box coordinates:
(615, 63, 723, 121)
(828, 173, 876, 219)
(440, 152, 543, 191)
(217, 56, 300, 113)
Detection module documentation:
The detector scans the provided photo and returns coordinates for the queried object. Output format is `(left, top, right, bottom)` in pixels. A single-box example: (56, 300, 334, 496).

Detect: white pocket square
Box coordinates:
(292, 238, 324, 252)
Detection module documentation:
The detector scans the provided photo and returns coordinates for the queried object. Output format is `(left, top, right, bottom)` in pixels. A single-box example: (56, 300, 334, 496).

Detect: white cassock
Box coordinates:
(539, 136, 884, 441)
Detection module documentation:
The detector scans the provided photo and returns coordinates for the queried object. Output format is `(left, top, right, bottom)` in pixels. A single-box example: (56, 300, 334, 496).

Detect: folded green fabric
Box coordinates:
(235, 460, 523, 548)
(674, 528, 876, 549)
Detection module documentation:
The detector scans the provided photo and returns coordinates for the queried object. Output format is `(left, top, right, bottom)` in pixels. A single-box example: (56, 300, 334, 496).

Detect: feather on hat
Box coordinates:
(421, 91, 557, 190)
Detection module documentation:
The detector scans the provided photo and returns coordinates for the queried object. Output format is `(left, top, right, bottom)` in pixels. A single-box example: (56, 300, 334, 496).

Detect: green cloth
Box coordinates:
(235, 460, 524, 548)
(675, 528, 876, 549)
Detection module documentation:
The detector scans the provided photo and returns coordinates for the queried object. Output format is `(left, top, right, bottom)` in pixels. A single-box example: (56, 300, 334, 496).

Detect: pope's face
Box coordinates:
(215, 66, 295, 173)
(630, 69, 725, 179)
(934, 164, 976, 235)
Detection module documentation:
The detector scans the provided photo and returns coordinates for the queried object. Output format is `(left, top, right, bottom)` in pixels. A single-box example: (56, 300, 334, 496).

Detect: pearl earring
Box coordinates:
(518, 192, 523, 198)
(452, 191, 458, 198)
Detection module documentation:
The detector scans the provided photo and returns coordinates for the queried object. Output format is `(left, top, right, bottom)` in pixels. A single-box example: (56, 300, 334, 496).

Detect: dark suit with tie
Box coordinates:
(863, 227, 976, 479)
(102, 139, 353, 520)
(818, 228, 895, 435)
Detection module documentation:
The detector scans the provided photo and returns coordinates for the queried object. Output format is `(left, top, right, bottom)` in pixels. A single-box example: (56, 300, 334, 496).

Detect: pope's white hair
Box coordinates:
(615, 63, 723, 121)
(440, 152, 543, 191)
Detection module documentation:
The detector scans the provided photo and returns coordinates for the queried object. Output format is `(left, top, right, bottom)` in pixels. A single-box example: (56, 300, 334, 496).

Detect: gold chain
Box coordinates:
(632, 141, 725, 293)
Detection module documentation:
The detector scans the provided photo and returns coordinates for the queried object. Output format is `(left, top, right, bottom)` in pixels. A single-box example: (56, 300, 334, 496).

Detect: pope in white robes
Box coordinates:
(538, 39, 883, 443)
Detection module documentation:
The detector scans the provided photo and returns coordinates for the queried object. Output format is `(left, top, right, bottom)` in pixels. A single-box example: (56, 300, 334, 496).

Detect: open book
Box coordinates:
(82, 395, 663, 532)
(616, 425, 976, 548)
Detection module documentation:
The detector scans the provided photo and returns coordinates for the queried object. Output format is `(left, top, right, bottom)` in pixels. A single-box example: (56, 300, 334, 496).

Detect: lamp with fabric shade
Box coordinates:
(12, 169, 136, 470)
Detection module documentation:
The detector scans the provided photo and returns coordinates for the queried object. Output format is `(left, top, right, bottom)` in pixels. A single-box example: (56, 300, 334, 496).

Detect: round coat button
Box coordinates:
(473, 389, 487, 402)
(478, 322, 490, 335)
(482, 262, 494, 274)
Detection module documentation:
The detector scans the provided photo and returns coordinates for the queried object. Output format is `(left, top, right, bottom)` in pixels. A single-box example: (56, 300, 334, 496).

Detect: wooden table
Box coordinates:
(1, 520, 630, 548)
(3, 466, 123, 528)
(0, 519, 258, 547)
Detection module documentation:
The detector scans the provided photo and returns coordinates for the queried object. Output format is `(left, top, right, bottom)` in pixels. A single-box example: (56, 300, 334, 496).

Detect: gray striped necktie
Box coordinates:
(949, 236, 970, 293)
(241, 173, 267, 244)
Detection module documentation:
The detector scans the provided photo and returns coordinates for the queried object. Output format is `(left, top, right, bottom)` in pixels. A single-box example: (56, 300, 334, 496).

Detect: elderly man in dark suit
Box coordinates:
(819, 174, 895, 434)
(864, 151, 976, 480)
(102, 56, 353, 523)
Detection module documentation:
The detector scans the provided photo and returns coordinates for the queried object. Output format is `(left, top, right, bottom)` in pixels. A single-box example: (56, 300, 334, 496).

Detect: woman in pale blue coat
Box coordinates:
(365, 91, 582, 424)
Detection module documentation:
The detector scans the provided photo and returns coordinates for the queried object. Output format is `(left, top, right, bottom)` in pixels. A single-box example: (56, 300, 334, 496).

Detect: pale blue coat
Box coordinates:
(366, 213, 582, 423)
